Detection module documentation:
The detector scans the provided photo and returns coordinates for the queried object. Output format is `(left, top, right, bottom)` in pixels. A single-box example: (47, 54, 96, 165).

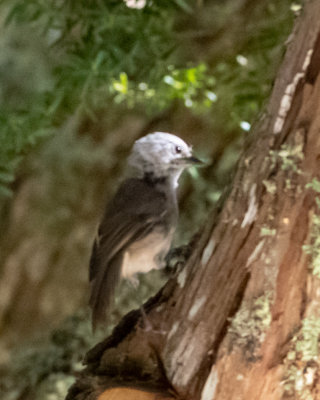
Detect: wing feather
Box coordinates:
(88, 178, 168, 330)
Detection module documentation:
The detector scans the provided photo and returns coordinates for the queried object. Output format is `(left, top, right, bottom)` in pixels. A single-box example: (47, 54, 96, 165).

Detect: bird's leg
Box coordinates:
(127, 274, 166, 334)
(163, 244, 191, 275)
(139, 304, 153, 332)
(126, 276, 152, 330)
(138, 304, 167, 335)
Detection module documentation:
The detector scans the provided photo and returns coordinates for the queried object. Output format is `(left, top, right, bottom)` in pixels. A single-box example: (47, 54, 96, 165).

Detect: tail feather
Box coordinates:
(89, 252, 123, 332)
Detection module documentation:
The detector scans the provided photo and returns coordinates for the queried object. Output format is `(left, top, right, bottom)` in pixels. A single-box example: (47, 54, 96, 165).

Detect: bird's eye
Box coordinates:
(175, 146, 182, 154)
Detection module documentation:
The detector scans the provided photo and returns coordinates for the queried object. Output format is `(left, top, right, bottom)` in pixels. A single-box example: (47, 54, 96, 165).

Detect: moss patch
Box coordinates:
(282, 316, 320, 399)
(227, 293, 272, 361)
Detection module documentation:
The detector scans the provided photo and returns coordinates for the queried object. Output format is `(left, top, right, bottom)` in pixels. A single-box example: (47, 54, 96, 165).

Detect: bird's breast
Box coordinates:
(121, 228, 174, 281)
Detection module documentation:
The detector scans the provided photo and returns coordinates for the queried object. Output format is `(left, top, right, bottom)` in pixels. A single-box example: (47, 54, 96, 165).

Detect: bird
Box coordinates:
(89, 131, 202, 331)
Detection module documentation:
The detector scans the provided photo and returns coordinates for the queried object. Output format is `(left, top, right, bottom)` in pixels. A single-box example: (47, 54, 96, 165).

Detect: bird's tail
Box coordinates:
(89, 253, 123, 332)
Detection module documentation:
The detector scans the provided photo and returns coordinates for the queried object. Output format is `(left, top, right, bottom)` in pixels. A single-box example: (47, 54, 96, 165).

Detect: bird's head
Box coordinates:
(128, 132, 202, 186)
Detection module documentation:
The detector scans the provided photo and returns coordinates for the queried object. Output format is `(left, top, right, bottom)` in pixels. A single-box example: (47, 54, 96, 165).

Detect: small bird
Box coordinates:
(89, 132, 202, 330)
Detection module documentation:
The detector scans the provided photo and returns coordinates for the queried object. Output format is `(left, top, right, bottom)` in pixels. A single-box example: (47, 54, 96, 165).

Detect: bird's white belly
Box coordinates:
(122, 231, 172, 281)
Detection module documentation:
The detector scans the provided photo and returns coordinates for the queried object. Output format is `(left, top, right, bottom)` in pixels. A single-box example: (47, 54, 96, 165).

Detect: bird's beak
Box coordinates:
(182, 156, 205, 166)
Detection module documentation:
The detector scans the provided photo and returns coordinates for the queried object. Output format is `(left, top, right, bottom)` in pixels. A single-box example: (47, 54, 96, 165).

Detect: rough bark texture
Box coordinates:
(67, 1, 320, 399)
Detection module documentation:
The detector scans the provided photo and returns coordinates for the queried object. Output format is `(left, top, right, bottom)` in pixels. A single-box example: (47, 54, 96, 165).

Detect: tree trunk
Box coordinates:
(66, 1, 320, 399)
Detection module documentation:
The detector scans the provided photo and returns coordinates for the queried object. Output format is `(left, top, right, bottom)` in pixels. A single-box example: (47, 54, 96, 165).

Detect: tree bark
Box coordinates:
(66, 1, 320, 399)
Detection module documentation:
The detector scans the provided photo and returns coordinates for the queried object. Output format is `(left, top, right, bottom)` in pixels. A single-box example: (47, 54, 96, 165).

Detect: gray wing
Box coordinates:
(89, 178, 168, 330)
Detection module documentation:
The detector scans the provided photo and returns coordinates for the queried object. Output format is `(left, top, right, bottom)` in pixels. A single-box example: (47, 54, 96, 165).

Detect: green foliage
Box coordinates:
(303, 178, 320, 278)
(111, 63, 217, 112)
(4, 0, 191, 115)
(202, 2, 297, 133)
(0, 0, 197, 197)
(0, 0, 297, 198)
